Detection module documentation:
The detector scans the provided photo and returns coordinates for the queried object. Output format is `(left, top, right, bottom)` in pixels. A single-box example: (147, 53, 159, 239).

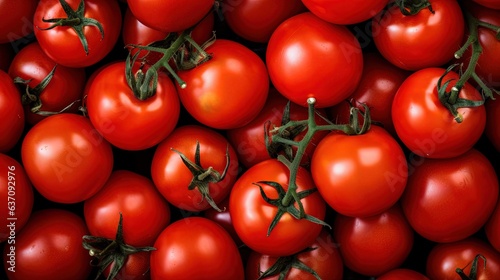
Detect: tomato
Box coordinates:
(151, 125, 239, 212)
(3, 209, 92, 280)
(401, 149, 499, 243)
(150, 217, 245, 279)
(392, 67, 486, 159)
(0, 43, 14, 71)
(266, 12, 363, 108)
(176, 39, 269, 130)
(333, 205, 414, 277)
(245, 229, 343, 280)
(372, 0, 464, 71)
(311, 125, 408, 218)
(21, 113, 114, 203)
(33, 0, 122, 67)
(0, 69, 24, 153)
(486, 199, 500, 253)
(0, 0, 37, 43)
(229, 159, 326, 257)
(302, 0, 387, 25)
(426, 238, 500, 279)
(86, 61, 180, 151)
(377, 269, 430, 280)
(223, 0, 306, 43)
(328, 52, 409, 137)
(0, 153, 34, 243)
(472, 0, 500, 10)
(127, 0, 214, 33)
(8, 41, 86, 125)
(486, 98, 500, 151)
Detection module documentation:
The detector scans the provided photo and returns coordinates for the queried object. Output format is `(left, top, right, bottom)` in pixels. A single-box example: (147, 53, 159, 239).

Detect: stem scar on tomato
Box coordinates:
(258, 247, 321, 280)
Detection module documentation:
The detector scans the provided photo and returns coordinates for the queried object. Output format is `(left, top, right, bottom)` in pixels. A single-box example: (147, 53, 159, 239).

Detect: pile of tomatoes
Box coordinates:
(1, 0, 500, 279)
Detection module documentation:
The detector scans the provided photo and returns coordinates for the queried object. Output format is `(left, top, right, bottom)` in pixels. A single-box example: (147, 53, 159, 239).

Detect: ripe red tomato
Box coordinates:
(311, 125, 408, 218)
(223, 0, 306, 43)
(266, 12, 363, 108)
(86, 61, 180, 151)
(3, 209, 92, 280)
(176, 39, 269, 130)
(0, 153, 34, 243)
(151, 125, 239, 212)
(0, 69, 24, 153)
(426, 238, 500, 279)
(401, 149, 499, 243)
(377, 269, 430, 280)
(486, 98, 500, 151)
(372, 0, 464, 71)
(392, 67, 486, 159)
(333, 205, 414, 277)
(486, 199, 500, 253)
(229, 159, 326, 257)
(21, 113, 114, 203)
(33, 0, 122, 67)
(8, 41, 86, 125)
(302, 0, 388, 25)
(150, 217, 245, 279)
(0, 0, 37, 43)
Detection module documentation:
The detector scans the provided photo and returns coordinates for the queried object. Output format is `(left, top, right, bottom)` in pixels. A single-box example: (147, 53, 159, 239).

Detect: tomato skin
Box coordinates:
(485, 199, 500, 253)
(486, 98, 500, 151)
(302, 0, 388, 25)
(86, 61, 180, 151)
(392, 67, 486, 159)
(267, 12, 363, 108)
(104, 251, 151, 280)
(176, 39, 269, 130)
(0, 153, 34, 243)
(0, 0, 37, 43)
(151, 125, 239, 212)
(21, 113, 114, 204)
(223, 0, 306, 43)
(33, 0, 122, 67)
(150, 217, 245, 280)
(0, 69, 24, 153)
(372, 0, 464, 71)
(333, 205, 414, 277)
(426, 238, 500, 279)
(3, 209, 92, 280)
(311, 125, 408, 218)
(377, 269, 430, 280)
(401, 149, 499, 243)
(229, 159, 326, 257)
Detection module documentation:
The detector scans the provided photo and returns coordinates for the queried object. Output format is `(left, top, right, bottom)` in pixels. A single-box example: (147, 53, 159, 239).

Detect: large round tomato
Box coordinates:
(266, 12, 363, 108)
(401, 149, 499, 243)
(0, 0, 37, 43)
(0, 69, 24, 153)
(486, 199, 500, 253)
(150, 217, 245, 279)
(21, 113, 114, 204)
(33, 0, 122, 67)
(372, 0, 464, 71)
(86, 61, 180, 151)
(392, 67, 486, 159)
(302, 0, 387, 25)
(3, 209, 92, 280)
(311, 125, 408, 218)
(333, 205, 414, 277)
(176, 39, 269, 130)
(229, 159, 326, 257)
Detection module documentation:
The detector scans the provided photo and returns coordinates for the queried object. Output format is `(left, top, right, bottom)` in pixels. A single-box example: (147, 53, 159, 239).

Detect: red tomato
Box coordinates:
(103, 251, 151, 280)
(426, 238, 500, 279)
(176, 39, 269, 130)
(3, 209, 92, 280)
(0, 0, 37, 43)
(0, 153, 34, 243)
(0, 43, 14, 71)
(33, 0, 122, 67)
(127, 0, 214, 33)
(21, 113, 114, 203)
(333, 205, 414, 277)
(8, 41, 86, 125)
(266, 12, 363, 108)
(0, 69, 24, 153)
(150, 217, 245, 279)
(486, 98, 500, 151)
(311, 125, 408, 218)
(245, 229, 343, 280)
(392, 67, 486, 159)
(472, 0, 500, 9)
(86, 61, 180, 150)
(229, 159, 326, 257)
(151, 125, 239, 212)
(401, 149, 499, 243)
(302, 0, 388, 25)
(223, 0, 306, 43)
(372, 0, 464, 71)
(377, 269, 430, 280)
(486, 199, 500, 253)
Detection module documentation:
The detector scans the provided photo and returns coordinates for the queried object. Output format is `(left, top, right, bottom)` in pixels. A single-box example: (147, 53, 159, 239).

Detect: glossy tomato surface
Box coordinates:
(302, 0, 387, 25)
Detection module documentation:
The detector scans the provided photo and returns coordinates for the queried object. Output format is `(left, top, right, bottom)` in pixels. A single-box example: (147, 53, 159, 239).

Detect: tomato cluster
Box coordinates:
(1, 0, 500, 279)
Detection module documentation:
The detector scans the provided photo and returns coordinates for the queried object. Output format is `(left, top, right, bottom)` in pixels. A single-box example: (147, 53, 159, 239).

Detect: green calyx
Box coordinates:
(258, 247, 321, 280)
(38, 0, 104, 55)
(455, 254, 487, 280)
(393, 0, 434, 15)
